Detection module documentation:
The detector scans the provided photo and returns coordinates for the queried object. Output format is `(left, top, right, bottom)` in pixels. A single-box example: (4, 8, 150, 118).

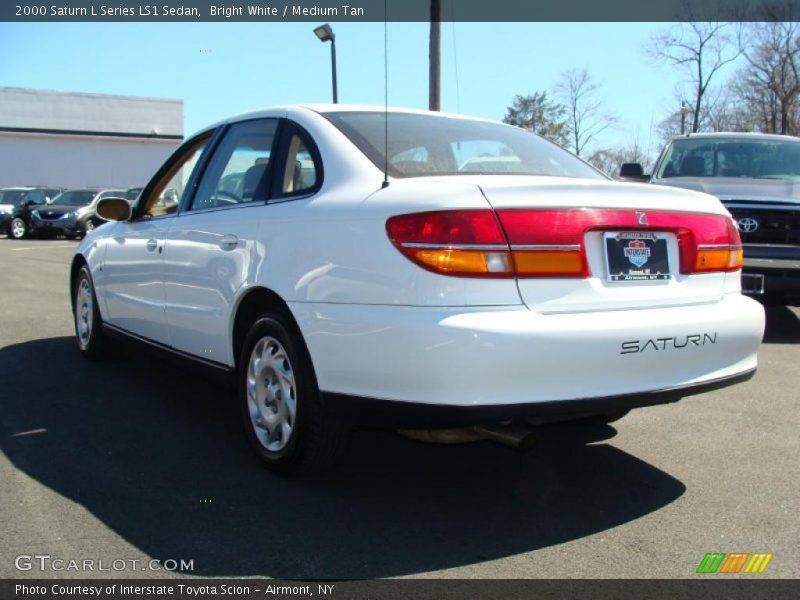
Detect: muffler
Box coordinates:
(399, 421, 536, 449)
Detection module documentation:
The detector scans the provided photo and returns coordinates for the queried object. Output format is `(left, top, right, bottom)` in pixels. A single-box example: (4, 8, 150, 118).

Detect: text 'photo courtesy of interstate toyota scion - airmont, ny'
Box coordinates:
(70, 105, 765, 475)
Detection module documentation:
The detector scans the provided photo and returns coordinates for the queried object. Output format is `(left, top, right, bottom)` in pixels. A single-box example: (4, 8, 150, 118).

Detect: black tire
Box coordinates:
(8, 217, 27, 239)
(73, 265, 107, 359)
(238, 314, 349, 475)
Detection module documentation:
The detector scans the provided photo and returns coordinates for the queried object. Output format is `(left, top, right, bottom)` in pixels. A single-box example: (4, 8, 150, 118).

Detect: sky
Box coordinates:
(0, 21, 746, 160)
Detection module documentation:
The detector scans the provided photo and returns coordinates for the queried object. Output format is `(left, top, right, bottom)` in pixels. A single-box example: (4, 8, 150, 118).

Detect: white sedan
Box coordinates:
(71, 105, 765, 474)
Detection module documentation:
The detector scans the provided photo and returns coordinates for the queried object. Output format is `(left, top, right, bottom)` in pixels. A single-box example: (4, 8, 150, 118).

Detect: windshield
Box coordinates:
(323, 111, 605, 180)
(0, 190, 28, 205)
(656, 137, 800, 180)
(50, 191, 97, 206)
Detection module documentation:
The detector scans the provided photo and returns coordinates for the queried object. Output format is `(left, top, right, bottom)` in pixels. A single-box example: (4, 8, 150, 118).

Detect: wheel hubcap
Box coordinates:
(246, 336, 296, 452)
(86, 221, 94, 232)
(11, 219, 24, 238)
(75, 278, 93, 349)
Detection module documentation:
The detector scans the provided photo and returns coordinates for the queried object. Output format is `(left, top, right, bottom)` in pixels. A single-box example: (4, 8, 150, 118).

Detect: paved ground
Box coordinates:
(1, 238, 798, 579)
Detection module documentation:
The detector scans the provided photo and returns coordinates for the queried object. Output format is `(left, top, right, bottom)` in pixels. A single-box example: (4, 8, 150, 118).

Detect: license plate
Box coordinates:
(605, 232, 670, 282)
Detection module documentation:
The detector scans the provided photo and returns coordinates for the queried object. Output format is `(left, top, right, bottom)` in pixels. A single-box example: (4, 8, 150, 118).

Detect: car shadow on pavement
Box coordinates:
(762, 305, 800, 344)
(1, 337, 685, 579)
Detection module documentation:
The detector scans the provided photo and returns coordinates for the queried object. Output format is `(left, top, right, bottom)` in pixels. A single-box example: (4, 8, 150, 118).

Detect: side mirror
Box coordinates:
(619, 163, 650, 182)
(96, 197, 131, 222)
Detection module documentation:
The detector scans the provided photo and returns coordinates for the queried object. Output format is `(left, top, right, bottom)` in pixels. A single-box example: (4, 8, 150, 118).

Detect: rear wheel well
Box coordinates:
(232, 288, 305, 370)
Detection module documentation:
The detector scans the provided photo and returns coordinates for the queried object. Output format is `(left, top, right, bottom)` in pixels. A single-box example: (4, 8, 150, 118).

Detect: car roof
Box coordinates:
(670, 132, 800, 143)
(195, 104, 508, 136)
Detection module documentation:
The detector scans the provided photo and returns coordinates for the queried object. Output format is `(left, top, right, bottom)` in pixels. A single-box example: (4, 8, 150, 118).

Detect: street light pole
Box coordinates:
(330, 37, 338, 104)
(313, 24, 338, 104)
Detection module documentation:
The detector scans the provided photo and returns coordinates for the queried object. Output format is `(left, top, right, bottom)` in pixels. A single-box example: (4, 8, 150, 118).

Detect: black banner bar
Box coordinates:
(3, 579, 800, 600)
(3, 0, 800, 23)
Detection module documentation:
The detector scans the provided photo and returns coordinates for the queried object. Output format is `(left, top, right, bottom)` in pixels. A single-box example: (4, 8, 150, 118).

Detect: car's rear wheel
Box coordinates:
(84, 219, 95, 235)
(73, 265, 107, 359)
(239, 314, 348, 475)
(9, 217, 27, 239)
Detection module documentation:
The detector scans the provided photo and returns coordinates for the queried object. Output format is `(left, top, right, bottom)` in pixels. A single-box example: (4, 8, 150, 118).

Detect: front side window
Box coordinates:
(189, 119, 278, 212)
(322, 111, 604, 180)
(656, 138, 800, 179)
(25, 190, 45, 205)
(140, 136, 209, 218)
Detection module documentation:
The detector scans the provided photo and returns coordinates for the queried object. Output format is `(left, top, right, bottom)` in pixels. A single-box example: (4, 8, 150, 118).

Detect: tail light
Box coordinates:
(692, 218, 743, 273)
(386, 209, 743, 278)
(385, 210, 512, 277)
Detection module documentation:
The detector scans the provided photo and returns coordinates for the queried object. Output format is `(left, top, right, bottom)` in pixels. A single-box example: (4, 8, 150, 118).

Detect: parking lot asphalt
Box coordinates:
(0, 237, 798, 580)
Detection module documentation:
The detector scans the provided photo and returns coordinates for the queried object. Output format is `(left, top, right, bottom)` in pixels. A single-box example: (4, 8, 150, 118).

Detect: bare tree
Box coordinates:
(739, 20, 800, 134)
(556, 68, 616, 157)
(650, 16, 742, 133)
(503, 92, 570, 148)
(587, 133, 654, 178)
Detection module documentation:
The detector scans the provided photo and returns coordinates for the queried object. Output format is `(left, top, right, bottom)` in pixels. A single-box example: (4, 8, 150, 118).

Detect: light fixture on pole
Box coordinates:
(314, 23, 338, 104)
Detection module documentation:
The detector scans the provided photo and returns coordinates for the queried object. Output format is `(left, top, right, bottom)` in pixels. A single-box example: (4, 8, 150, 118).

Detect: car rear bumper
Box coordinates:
(322, 369, 756, 428)
(291, 293, 764, 415)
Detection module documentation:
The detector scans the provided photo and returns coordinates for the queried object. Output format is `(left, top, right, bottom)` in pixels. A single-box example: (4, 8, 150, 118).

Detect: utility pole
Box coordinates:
(680, 100, 689, 135)
(429, 0, 441, 111)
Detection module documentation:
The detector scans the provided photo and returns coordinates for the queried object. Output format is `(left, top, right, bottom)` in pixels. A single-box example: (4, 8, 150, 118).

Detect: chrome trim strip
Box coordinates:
(718, 194, 800, 204)
(399, 242, 508, 250)
(510, 244, 582, 251)
(399, 242, 583, 252)
(698, 244, 736, 250)
(744, 257, 800, 270)
(723, 202, 800, 211)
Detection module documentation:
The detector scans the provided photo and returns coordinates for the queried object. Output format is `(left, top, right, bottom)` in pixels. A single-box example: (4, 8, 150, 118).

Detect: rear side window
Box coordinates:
(279, 133, 319, 196)
(190, 118, 278, 212)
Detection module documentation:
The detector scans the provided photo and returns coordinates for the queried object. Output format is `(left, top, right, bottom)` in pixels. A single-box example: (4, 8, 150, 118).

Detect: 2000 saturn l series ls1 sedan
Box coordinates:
(70, 105, 765, 474)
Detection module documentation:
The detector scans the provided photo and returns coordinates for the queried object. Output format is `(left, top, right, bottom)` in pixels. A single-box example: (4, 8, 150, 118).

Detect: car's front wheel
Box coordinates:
(239, 314, 349, 475)
(73, 265, 107, 359)
(8, 217, 27, 239)
(84, 219, 95, 235)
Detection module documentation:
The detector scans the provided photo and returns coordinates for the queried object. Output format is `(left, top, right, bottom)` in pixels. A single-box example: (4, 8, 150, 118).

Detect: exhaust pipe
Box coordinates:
(473, 423, 536, 449)
(399, 422, 536, 449)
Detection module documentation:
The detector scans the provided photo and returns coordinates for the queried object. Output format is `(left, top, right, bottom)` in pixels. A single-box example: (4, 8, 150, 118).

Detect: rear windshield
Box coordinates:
(656, 137, 800, 179)
(50, 191, 97, 206)
(322, 111, 605, 180)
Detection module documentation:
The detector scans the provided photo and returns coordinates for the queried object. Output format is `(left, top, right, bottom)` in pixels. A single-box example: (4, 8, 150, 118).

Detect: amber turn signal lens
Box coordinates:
(511, 250, 586, 277)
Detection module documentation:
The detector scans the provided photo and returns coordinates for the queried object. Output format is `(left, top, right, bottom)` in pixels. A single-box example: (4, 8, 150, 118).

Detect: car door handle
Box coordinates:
(219, 234, 239, 250)
(146, 239, 158, 252)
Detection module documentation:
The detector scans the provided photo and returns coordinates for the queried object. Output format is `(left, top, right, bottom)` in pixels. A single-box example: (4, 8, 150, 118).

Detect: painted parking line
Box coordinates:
(9, 244, 77, 251)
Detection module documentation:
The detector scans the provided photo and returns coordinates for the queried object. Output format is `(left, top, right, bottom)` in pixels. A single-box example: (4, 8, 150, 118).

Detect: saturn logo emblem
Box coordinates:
(635, 211, 648, 226)
(738, 217, 759, 233)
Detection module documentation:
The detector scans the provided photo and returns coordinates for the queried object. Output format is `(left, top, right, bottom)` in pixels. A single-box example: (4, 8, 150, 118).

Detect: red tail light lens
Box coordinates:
(386, 209, 742, 278)
(386, 210, 512, 277)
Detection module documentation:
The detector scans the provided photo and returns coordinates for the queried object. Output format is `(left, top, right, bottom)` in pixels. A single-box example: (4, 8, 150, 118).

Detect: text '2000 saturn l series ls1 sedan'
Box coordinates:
(70, 105, 765, 474)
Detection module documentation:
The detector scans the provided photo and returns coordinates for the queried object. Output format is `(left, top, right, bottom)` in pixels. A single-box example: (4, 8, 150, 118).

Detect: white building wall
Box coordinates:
(0, 87, 183, 189)
(0, 132, 179, 188)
